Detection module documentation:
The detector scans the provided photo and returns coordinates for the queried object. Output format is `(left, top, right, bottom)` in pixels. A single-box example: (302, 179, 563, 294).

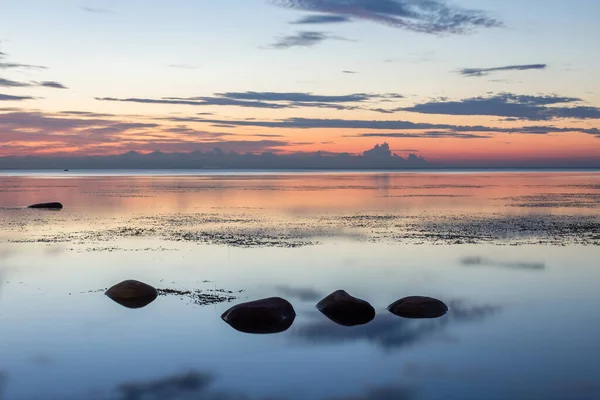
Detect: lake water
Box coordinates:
(0, 171, 599, 400)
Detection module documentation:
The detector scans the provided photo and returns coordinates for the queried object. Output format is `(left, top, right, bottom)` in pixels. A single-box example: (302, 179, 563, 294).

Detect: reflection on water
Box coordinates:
(275, 285, 324, 302)
(0, 171, 600, 400)
(112, 370, 416, 400)
(460, 256, 545, 270)
(116, 371, 213, 400)
(1, 171, 599, 214)
(295, 301, 499, 350)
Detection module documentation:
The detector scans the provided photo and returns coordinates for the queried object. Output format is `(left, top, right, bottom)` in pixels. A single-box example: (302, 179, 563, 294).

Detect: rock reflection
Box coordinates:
(221, 297, 296, 334)
(294, 301, 500, 351)
(106, 295, 157, 309)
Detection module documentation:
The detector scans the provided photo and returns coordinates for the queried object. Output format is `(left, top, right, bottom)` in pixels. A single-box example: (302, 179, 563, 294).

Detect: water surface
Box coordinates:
(1, 171, 599, 400)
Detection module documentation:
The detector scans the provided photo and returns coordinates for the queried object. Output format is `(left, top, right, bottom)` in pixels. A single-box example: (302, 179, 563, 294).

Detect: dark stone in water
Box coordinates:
(316, 290, 375, 326)
(388, 296, 448, 319)
(105, 280, 158, 309)
(221, 297, 296, 334)
(28, 202, 63, 210)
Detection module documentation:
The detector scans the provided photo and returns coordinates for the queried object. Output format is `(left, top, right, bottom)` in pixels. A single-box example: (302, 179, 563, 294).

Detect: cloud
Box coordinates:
(271, 0, 502, 34)
(1, 109, 276, 156)
(0, 118, 428, 168)
(363, 142, 393, 157)
(268, 30, 350, 48)
(0, 53, 47, 70)
(459, 63, 547, 77)
(460, 256, 545, 270)
(59, 110, 115, 117)
(0, 110, 155, 132)
(401, 93, 600, 121)
(0, 78, 30, 88)
(96, 96, 292, 109)
(170, 116, 600, 136)
(36, 81, 68, 89)
(355, 131, 490, 139)
(342, 70, 357, 74)
(217, 91, 386, 103)
(0, 94, 36, 101)
(0, 61, 47, 70)
(80, 6, 113, 14)
(275, 285, 324, 301)
(291, 14, 352, 24)
(0, 79, 68, 89)
(97, 91, 403, 111)
(250, 133, 285, 138)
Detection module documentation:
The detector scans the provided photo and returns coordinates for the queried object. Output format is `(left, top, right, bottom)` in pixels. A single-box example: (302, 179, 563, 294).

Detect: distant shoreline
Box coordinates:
(1, 168, 600, 175)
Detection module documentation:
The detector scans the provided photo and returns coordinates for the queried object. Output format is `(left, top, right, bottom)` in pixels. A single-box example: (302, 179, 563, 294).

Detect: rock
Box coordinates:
(387, 296, 448, 319)
(221, 297, 296, 334)
(28, 202, 63, 210)
(105, 280, 158, 309)
(316, 290, 375, 326)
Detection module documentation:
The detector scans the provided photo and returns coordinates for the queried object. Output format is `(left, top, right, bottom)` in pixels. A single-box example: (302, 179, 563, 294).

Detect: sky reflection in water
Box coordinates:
(0, 172, 599, 400)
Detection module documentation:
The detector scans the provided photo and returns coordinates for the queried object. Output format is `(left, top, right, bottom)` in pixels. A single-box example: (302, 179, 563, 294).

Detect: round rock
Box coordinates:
(387, 296, 448, 319)
(105, 280, 158, 309)
(221, 297, 296, 334)
(316, 290, 375, 326)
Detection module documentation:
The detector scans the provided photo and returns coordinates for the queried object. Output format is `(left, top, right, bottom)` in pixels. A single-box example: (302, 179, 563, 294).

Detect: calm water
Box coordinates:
(1, 171, 599, 400)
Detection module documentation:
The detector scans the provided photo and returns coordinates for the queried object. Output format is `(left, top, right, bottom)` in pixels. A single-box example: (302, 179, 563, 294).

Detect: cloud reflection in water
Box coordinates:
(293, 301, 500, 351)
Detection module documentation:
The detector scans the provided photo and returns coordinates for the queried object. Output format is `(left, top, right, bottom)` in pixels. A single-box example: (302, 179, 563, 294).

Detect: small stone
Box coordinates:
(387, 296, 448, 319)
(28, 202, 63, 210)
(105, 280, 158, 309)
(316, 290, 375, 326)
(221, 297, 296, 334)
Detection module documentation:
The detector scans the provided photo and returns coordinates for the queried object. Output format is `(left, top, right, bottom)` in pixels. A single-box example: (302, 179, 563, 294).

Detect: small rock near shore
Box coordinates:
(388, 296, 448, 319)
(105, 280, 158, 309)
(28, 202, 63, 210)
(221, 297, 296, 334)
(316, 290, 375, 326)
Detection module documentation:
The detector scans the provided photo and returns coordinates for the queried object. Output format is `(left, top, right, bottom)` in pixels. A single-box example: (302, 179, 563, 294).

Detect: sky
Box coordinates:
(1, 0, 599, 167)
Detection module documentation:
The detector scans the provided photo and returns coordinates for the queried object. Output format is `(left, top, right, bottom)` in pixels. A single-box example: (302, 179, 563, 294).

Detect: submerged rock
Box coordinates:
(28, 202, 63, 210)
(316, 290, 375, 326)
(105, 280, 158, 309)
(221, 297, 296, 334)
(388, 296, 448, 319)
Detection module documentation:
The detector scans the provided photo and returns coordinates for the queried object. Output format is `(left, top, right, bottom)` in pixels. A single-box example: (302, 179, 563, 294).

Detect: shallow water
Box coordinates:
(0, 171, 599, 400)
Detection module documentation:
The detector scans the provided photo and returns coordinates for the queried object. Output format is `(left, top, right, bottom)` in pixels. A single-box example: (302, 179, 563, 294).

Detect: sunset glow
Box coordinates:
(1, 0, 599, 167)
